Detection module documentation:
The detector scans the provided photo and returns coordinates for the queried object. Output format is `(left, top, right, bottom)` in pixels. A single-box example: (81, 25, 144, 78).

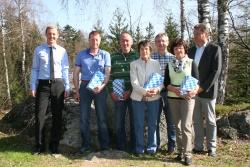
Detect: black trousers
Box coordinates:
(35, 79, 65, 149)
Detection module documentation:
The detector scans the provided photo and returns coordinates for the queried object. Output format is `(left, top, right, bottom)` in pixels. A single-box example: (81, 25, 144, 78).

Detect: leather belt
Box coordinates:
(81, 80, 90, 83)
(39, 79, 63, 84)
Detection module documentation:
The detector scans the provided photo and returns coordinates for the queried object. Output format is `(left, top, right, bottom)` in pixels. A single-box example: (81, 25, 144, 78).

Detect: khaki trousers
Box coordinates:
(168, 98, 195, 157)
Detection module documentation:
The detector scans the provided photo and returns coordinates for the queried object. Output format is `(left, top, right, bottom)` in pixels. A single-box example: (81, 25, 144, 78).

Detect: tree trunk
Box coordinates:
(1, 11, 12, 106)
(16, 0, 28, 92)
(217, 0, 230, 104)
(20, 10, 27, 92)
(180, 0, 185, 39)
(197, 0, 212, 39)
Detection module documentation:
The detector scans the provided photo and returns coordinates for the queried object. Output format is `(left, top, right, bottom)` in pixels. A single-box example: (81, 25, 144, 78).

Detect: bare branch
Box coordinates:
(228, 8, 250, 50)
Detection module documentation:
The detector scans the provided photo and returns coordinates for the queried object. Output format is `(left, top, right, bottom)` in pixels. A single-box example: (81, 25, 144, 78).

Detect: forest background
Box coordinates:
(0, 0, 249, 110)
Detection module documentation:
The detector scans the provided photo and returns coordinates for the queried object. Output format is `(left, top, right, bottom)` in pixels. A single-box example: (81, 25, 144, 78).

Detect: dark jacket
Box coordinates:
(188, 42, 222, 99)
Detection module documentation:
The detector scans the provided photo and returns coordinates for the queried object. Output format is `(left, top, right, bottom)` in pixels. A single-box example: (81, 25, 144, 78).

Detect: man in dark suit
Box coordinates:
(188, 23, 222, 157)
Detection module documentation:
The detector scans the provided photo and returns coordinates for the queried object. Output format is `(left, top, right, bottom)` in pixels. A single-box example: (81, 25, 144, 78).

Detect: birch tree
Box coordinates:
(197, 0, 212, 37)
(13, 0, 31, 92)
(217, 0, 230, 104)
(180, 0, 185, 39)
(0, 4, 12, 106)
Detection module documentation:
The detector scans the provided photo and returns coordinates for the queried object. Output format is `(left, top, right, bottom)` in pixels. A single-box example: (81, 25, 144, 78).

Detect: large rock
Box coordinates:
(217, 110, 250, 139)
(0, 93, 169, 151)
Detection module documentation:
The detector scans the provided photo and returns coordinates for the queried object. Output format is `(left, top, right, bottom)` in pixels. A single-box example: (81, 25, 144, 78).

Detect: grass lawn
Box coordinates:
(0, 131, 249, 167)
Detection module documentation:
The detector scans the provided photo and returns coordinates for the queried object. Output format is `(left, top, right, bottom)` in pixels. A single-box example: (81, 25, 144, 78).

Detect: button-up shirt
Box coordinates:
(30, 43, 70, 91)
(151, 52, 174, 76)
(75, 48, 111, 80)
(194, 42, 207, 66)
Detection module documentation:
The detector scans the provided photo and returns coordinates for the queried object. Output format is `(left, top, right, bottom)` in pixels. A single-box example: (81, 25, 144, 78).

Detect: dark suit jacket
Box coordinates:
(188, 42, 222, 99)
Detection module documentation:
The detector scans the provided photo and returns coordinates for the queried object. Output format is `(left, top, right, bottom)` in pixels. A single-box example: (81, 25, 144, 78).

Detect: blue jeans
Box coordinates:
(79, 82, 109, 150)
(115, 99, 135, 151)
(156, 91, 176, 150)
(132, 99, 160, 154)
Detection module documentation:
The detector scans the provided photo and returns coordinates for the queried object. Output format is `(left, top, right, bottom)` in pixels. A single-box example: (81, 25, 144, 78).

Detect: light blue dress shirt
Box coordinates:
(30, 43, 70, 91)
(75, 48, 111, 81)
(194, 42, 207, 66)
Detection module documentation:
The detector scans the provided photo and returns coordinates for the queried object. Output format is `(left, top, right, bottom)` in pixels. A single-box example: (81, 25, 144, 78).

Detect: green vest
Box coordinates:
(168, 57, 193, 98)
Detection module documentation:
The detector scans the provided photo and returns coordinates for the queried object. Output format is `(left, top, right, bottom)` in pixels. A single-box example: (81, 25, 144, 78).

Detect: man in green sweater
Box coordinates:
(109, 32, 138, 152)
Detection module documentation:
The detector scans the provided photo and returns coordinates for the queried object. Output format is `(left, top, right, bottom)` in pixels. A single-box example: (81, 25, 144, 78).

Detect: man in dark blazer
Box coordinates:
(188, 23, 222, 157)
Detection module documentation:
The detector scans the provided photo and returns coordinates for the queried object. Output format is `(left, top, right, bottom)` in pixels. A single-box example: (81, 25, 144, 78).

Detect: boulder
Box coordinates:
(0, 93, 169, 152)
(217, 110, 250, 139)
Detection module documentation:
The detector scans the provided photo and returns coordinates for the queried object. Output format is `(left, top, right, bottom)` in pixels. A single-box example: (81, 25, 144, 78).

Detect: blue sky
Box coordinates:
(40, 0, 197, 35)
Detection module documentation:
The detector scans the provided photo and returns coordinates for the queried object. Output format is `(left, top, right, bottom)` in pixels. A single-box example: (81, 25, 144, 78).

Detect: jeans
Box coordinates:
(132, 99, 160, 154)
(156, 91, 176, 150)
(79, 82, 109, 150)
(115, 99, 135, 151)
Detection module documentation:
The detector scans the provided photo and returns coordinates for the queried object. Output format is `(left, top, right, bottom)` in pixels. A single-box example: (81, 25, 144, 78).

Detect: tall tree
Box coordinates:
(13, 0, 31, 92)
(59, 24, 84, 66)
(134, 25, 144, 47)
(0, 3, 12, 106)
(93, 19, 111, 52)
(145, 22, 155, 42)
(180, 0, 185, 39)
(217, 0, 230, 104)
(164, 14, 179, 47)
(197, 0, 212, 38)
(108, 8, 129, 52)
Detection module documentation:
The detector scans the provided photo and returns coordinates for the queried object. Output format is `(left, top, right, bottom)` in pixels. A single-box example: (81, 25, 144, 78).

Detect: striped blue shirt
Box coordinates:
(30, 43, 70, 91)
(151, 52, 175, 76)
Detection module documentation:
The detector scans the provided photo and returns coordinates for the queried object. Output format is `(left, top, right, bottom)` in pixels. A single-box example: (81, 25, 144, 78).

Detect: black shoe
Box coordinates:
(74, 147, 92, 156)
(208, 150, 216, 157)
(167, 147, 175, 154)
(33, 147, 45, 155)
(192, 148, 204, 154)
(184, 157, 192, 166)
(133, 152, 144, 158)
(49, 143, 58, 154)
(174, 154, 183, 161)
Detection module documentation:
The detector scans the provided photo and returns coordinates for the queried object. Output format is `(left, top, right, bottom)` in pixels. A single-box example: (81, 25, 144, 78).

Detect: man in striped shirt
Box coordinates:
(109, 32, 138, 152)
(151, 33, 176, 153)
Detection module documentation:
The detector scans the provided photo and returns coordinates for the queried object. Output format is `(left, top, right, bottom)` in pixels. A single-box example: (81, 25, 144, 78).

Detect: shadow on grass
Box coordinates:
(0, 132, 183, 166)
(0, 133, 32, 153)
(62, 147, 183, 166)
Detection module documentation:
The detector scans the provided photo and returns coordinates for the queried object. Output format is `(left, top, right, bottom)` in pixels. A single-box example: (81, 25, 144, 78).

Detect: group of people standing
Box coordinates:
(30, 23, 221, 166)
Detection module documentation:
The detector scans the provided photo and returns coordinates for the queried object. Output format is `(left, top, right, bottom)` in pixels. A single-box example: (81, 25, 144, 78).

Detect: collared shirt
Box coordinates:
(30, 43, 70, 91)
(151, 52, 174, 76)
(75, 48, 111, 80)
(194, 42, 207, 66)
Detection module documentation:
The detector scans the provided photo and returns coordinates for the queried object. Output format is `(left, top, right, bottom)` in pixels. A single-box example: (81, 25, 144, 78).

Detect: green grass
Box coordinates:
(0, 132, 249, 167)
(216, 102, 250, 116)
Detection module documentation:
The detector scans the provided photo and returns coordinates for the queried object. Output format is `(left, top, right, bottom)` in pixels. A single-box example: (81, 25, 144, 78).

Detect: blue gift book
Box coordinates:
(112, 79, 125, 99)
(86, 71, 105, 91)
(144, 73, 164, 89)
(180, 75, 198, 95)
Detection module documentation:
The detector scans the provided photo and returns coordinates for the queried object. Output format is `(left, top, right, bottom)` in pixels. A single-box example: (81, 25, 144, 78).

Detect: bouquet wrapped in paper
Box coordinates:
(144, 73, 164, 89)
(86, 71, 104, 91)
(112, 79, 125, 100)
